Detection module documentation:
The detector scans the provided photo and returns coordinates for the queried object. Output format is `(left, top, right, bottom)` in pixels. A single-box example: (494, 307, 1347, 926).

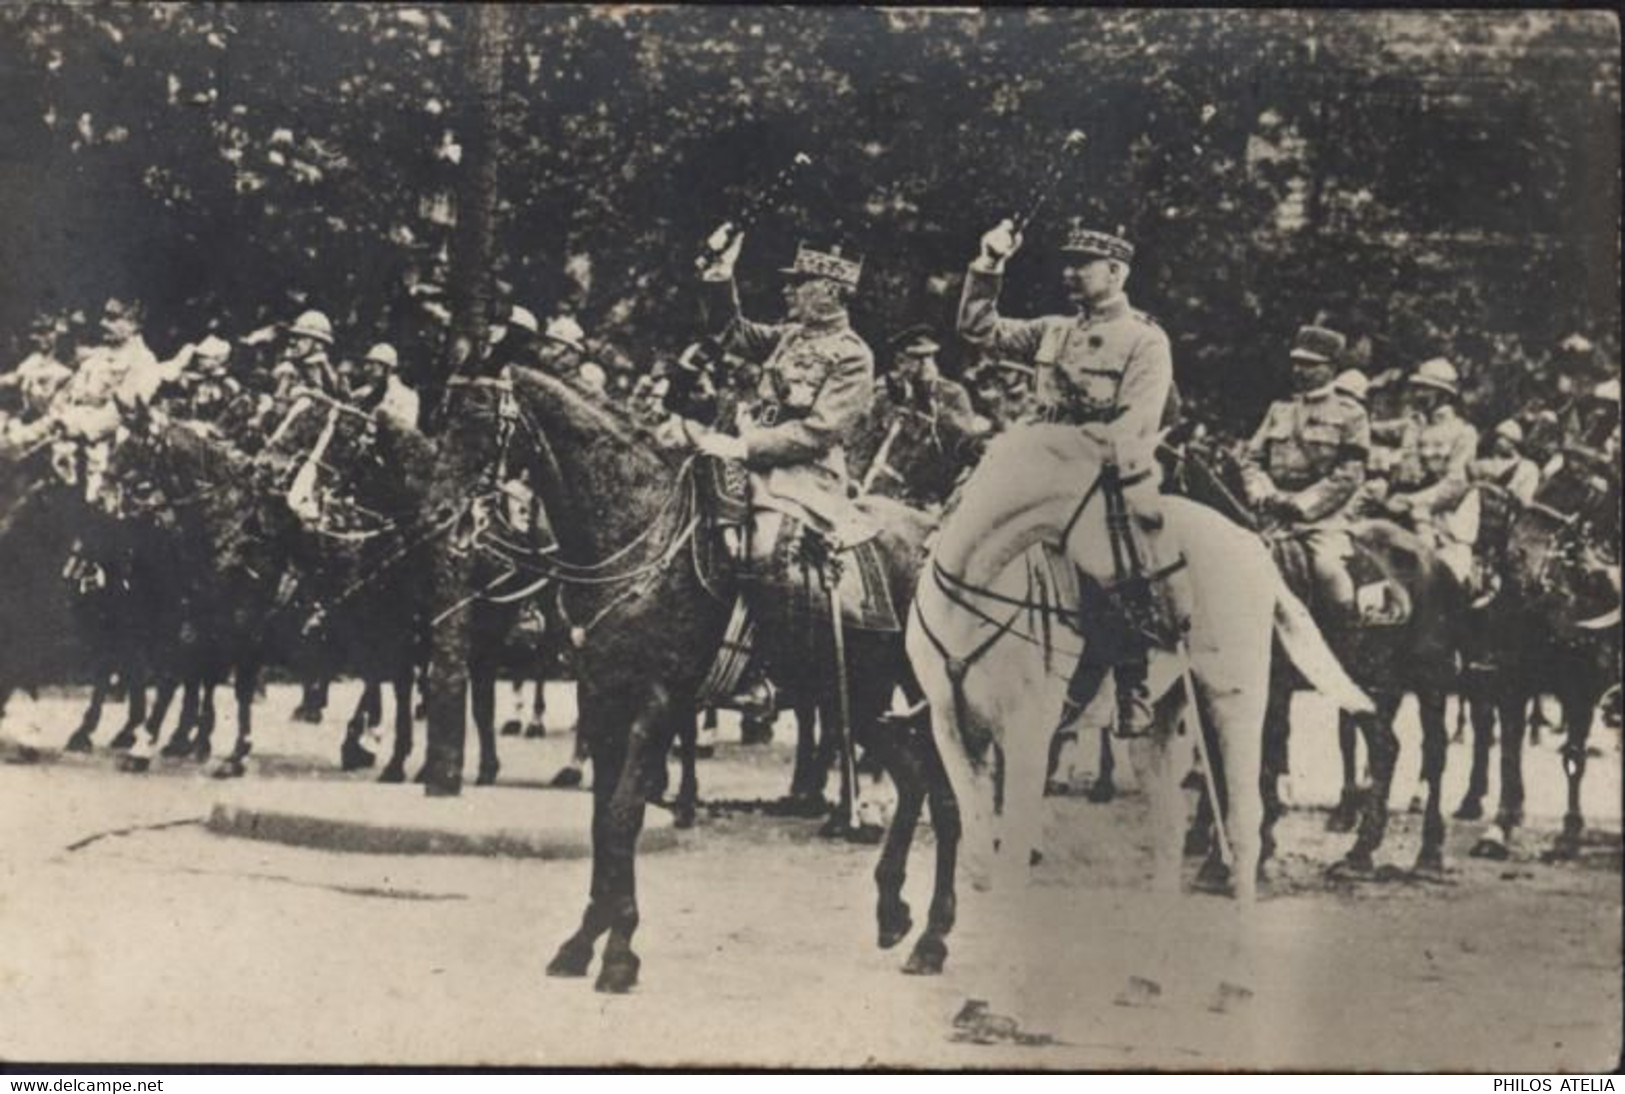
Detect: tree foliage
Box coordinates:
(1, 5, 1617, 427)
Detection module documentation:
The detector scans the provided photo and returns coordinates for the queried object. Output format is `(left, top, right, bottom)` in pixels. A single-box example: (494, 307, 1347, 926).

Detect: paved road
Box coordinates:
(0, 682, 1619, 1068)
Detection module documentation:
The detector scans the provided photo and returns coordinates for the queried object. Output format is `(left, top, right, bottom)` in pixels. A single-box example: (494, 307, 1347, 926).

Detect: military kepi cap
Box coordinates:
(890, 324, 941, 356)
(1060, 219, 1134, 263)
(780, 242, 863, 289)
(1289, 325, 1347, 364)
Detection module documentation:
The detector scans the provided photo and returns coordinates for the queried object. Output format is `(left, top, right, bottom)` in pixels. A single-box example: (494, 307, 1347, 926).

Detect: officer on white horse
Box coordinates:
(957, 214, 1185, 737)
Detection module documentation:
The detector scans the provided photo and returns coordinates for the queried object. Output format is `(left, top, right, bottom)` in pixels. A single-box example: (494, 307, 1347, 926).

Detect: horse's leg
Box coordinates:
(672, 710, 698, 829)
(192, 673, 217, 764)
(862, 717, 921, 954)
(382, 664, 415, 785)
(1256, 671, 1291, 864)
(1455, 675, 1495, 820)
(1475, 689, 1528, 858)
(1327, 709, 1362, 833)
(904, 733, 961, 975)
(162, 677, 200, 757)
(995, 698, 1052, 890)
(924, 680, 998, 894)
(524, 671, 548, 738)
(1126, 702, 1189, 898)
(551, 724, 589, 788)
(1413, 688, 1450, 874)
(593, 682, 674, 993)
(109, 666, 145, 750)
(1089, 724, 1118, 803)
(789, 695, 822, 804)
(124, 676, 177, 772)
(471, 655, 500, 787)
(1551, 682, 1596, 859)
(340, 676, 378, 773)
(212, 660, 257, 778)
(66, 672, 108, 751)
(547, 721, 620, 979)
(1338, 691, 1401, 874)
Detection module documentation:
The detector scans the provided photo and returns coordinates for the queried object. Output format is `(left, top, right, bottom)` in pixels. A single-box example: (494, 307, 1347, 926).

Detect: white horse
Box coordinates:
(907, 424, 1373, 912)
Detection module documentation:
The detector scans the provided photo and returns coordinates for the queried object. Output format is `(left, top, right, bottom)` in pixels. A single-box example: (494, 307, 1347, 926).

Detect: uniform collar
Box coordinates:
(1301, 383, 1337, 401)
(797, 307, 850, 337)
(1078, 294, 1129, 323)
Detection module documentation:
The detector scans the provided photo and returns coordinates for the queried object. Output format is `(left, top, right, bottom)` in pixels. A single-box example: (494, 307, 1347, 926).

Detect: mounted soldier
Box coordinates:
(271, 309, 341, 399)
(691, 232, 876, 544)
(958, 214, 1184, 738)
(1374, 357, 1480, 584)
(850, 325, 987, 511)
(350, 343, 421, 432)
(1240, 326, 1371, 626)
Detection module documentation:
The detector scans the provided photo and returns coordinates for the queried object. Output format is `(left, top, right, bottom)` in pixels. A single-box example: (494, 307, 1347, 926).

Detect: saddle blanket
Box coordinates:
(747, 508, 900, 633)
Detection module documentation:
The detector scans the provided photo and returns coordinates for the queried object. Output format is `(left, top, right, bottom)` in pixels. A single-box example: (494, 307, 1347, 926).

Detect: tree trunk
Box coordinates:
(422, 3, 506, 797)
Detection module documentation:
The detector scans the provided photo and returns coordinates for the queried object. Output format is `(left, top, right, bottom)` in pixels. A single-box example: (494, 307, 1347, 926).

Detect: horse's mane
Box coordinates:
(508, 366, 675, 474)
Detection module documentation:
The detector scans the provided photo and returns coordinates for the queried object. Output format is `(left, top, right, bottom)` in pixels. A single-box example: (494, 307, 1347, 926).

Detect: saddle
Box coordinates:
(1270, 525, 1412, 629)
(694, 454, 900, 634)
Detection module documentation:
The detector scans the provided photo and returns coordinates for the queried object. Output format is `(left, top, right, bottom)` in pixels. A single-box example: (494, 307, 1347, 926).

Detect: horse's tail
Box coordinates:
(1271, 572, 1375, 715)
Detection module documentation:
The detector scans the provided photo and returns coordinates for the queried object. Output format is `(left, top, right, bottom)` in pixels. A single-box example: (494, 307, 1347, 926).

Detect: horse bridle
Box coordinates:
(913, 459, 1152, 686)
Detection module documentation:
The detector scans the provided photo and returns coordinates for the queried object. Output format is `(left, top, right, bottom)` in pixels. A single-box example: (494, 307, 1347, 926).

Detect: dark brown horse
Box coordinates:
(1458, 467, 1620, 859)
(1179, 440, 1467, 878)
(476, 367, 955, 991)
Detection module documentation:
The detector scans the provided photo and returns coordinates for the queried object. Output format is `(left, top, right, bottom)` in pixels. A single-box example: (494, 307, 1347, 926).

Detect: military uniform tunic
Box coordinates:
(957, 265, 1172, 448)
(1241, 387, 1371, 523)
(701, 279, 875, 524)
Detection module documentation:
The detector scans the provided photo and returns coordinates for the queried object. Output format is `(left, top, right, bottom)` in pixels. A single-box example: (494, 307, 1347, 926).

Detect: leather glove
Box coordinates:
(975, 218, 1023, 273)
(700, 224, 745, 283)
(695, 430, 747, 461)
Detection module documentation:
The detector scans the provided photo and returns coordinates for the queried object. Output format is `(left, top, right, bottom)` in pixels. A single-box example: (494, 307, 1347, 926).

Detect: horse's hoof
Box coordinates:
(191, 739, 212, 764)
(877, 902, 914, 950)
(1452, 798, 1484, 822)
(1407, 794, 1424, 815)
(546, 940, 593, 978)
(1327, 850, 1375, 879)
(1086, 778, 1117, 805)
(901, 936, 946, 976)
(1113, 975, 1163, 1009)
(340, 742, 375, 772)
(673, 804, 696, 830)
(594, 953, 640, 994)
(211, 759, 246, 780)
(65, 732, 93, 754)
(782, 792, 829, 818)
(292, 706, 324, 725)
(120, 754, 152, 774)
(1324, 787, 1362, 832)
(1193, 853, 1231, 894)
(1469, 837, 1510, 860)
(378, 763, 406, 785)
(523, 721, 546, 740)
(475, 763, 500, 787)
(160, 737, 192, 759)
(551, 766, 584, 789)
(1413, 848, 1446, 876)
(108, 728, 137, 751)
(499, 720, 522, 737)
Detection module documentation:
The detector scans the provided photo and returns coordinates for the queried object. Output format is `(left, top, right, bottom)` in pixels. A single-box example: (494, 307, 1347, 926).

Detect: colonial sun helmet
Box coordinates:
(288, 309, 335, 346)
(1409, 357, 1460, 398)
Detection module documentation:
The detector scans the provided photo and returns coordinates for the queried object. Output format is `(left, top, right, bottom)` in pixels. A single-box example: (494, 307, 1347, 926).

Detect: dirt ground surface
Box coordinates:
(0, 682, 1619, 1070)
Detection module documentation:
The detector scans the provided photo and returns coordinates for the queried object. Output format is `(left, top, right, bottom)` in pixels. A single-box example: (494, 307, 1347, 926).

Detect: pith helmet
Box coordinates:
(1332, 369, 1369, 402)
(364, 343, 399, 369)
(1409, 357, 1460, 398)
(288, 309, 335, 345)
